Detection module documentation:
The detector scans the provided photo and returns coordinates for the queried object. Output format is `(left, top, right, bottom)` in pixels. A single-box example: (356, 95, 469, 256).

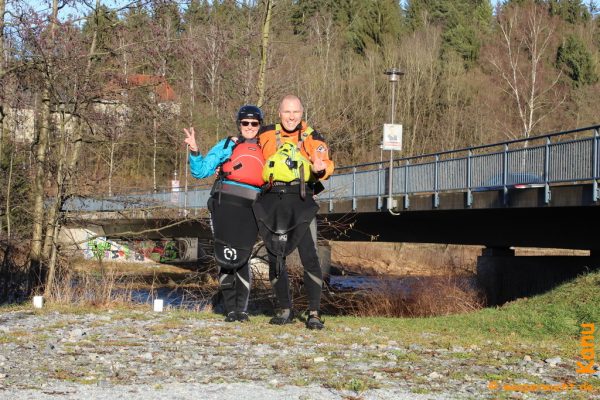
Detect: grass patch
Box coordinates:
(327, 269, 600, 349)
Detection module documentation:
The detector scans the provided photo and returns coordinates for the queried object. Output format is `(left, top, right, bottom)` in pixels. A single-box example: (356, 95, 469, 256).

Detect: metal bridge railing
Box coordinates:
(63, 125, 600, 212)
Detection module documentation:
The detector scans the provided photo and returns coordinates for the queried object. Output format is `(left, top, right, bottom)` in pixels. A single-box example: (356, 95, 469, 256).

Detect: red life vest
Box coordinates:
(220, 138, 265, 187)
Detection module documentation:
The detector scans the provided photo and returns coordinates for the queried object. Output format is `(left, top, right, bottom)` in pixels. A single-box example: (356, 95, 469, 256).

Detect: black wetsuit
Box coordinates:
(190, 136, 261, 315)
(253, 183, 323, 311)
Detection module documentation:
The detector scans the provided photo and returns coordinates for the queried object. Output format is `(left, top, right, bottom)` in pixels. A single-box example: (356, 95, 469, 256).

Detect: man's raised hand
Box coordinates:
(311, 156, 326, 173)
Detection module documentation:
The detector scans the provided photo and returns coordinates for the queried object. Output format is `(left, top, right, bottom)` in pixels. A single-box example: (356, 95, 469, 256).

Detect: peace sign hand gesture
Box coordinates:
(183, 127, 199, 152)
(311, 154, 327, 173)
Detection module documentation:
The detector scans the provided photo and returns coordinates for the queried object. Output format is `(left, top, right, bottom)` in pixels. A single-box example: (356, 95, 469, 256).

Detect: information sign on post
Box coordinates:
(382, 124, 403, 151)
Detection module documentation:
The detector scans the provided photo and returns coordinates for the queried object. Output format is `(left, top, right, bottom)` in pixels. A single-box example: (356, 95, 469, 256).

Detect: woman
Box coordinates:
(184, 105, 264, 322)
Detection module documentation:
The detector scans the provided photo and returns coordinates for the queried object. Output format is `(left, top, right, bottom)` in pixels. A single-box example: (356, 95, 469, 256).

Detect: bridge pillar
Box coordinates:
(477, 248, 600, 306)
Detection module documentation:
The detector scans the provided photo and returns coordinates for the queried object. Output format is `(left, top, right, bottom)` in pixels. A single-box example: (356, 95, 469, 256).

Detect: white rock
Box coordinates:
(70, 328, 85, 337)
(373, 372, 385, 380)
(544, 357, 561, 366)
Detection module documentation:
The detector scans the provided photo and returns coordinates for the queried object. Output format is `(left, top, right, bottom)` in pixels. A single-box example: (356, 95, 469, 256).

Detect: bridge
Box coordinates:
(63, 125, 600, 304)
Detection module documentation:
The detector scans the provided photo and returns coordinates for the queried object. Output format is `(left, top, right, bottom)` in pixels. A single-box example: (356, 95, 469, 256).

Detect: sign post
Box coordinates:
(383, 68, 404, 213)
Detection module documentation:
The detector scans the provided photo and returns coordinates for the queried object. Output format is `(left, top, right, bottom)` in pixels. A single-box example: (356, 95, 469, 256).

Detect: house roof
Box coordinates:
(127, 74, 177, 102)
(104, 74, 178, 102)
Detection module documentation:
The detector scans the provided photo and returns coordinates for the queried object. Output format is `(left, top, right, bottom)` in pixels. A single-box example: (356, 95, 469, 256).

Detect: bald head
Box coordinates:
(279, 95, 303, 111)
(278, 95, 304, 131)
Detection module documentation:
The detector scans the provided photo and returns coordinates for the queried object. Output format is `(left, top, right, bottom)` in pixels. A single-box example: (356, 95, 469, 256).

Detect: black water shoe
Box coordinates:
(306, 311, 324, 330)
(236, 311, 250, 322)
(225, 311, 237, 322)
(269, 309, 294, 325)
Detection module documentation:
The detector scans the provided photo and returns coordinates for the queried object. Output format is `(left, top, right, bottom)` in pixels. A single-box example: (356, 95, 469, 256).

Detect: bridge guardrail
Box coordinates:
(63, 124, 600, 212)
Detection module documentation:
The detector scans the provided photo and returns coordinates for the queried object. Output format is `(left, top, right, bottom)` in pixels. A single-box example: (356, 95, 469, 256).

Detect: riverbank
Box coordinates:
(1, 270, 599, 399)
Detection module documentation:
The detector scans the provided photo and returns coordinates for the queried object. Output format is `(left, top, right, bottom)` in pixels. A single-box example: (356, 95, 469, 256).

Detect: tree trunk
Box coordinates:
(43, 109, 67, 259)
(108, 141, 115, 197)
(0, 0, 6, 235)
(153, 115, 157, 192)
(5, 149, 13, 239)
(44, 116, 84, 296)
(28, 0, 59, 289)
(44, 0, 100, 296)
(257, 0, 274, 108)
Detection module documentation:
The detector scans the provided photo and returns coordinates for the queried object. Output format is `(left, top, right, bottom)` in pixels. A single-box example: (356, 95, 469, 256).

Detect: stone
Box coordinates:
(428, 372, 442, 379)
(70, 328, 86, 337)
(544, 357, 561, 366)
(373, 372, 385, 380)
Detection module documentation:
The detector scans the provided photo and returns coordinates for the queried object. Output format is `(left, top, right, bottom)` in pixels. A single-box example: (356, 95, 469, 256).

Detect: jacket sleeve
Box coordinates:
(189, 138, 232, 179)
(305, 132, 335, 180)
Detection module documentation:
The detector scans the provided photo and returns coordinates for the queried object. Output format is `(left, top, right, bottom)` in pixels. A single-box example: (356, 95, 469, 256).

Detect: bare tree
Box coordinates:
(44, 0, 105, 295)
(0, 0, 5, 151)
(256, 0, 273, 107)
(0, 0, 6, 236)
(28, 0, 59, 288)
(486, 2, 565, 139)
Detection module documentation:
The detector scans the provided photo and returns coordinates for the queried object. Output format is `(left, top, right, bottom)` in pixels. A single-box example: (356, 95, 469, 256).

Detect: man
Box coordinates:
(253, 95, 334, 330)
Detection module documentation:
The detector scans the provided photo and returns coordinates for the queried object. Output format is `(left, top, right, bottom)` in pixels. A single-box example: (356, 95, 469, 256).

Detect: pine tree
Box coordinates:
(556, 35, 598, 86)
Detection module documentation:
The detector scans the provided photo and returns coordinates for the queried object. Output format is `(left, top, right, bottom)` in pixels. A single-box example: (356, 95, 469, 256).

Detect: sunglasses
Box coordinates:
(240, 121, 260, 127)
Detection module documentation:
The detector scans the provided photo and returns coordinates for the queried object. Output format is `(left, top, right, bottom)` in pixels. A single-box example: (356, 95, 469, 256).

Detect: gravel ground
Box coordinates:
(0, 309, 597, 399)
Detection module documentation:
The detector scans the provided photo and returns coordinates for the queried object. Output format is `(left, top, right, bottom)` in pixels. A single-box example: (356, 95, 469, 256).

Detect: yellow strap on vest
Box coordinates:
(275, 123, 314, 149)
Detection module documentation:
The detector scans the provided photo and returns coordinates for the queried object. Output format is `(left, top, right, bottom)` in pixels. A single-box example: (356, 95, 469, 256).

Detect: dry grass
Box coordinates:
(330, 242, 589, 277)
(42, 256, 221, 309)
(396, 275, 485, 317)
(325, 275, 485, 318)
(44, 261, 138, 306)
(331, 242, 480, 276)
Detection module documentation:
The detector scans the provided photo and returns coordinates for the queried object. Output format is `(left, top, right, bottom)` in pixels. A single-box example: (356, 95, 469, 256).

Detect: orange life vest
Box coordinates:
(220, 137, 265, 187)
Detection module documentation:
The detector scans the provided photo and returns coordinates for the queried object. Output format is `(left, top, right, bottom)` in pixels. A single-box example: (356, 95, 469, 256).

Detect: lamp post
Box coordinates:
(384, 68, 404, 213)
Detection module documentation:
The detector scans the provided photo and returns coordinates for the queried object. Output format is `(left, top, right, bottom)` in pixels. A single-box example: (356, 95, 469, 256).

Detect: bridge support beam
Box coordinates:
(477, 248, 600, 305)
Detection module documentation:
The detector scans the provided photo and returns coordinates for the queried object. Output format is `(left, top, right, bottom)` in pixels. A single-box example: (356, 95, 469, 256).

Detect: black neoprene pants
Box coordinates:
(219, 262, 251, 313)
(208, 191, 258, 314)
(268, 219, 323, 311)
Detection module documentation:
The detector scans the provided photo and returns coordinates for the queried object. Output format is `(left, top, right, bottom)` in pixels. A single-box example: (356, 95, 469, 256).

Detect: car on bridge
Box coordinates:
(474, 172, 545, 192)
